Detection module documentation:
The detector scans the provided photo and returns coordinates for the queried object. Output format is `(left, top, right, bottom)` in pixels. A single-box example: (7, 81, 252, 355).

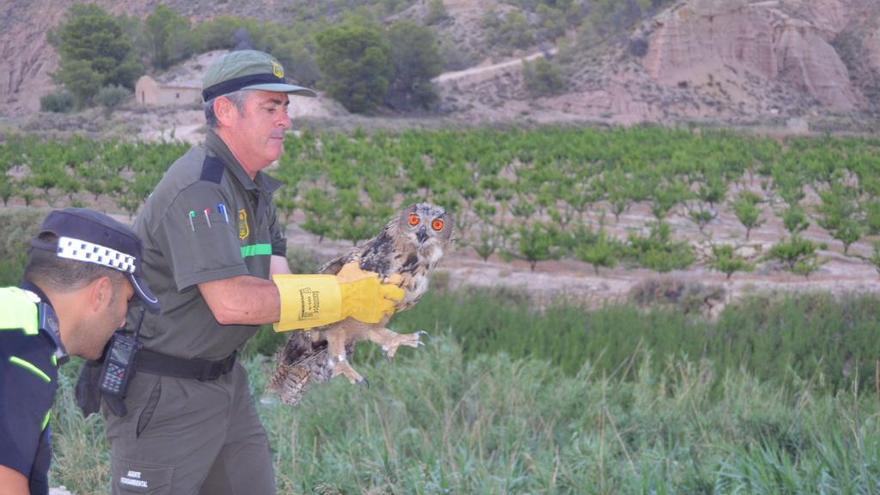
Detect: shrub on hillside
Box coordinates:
(483, 10, 535, 50)
(425, 0, 450, 25)
(522, 57, 565, 97)
(628, 36, 650, 57)
(95, 85, 132, 113)
(40, 91, 76, 113)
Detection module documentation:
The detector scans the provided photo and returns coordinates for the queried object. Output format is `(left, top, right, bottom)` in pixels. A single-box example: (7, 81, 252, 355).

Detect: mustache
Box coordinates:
(270, 130, 286, 139)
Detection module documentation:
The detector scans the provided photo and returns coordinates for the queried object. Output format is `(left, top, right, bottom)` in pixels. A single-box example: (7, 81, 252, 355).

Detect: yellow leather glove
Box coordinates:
(273, 262, 405, 332)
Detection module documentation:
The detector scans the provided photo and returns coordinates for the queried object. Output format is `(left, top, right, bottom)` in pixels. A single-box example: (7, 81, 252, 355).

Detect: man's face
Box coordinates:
(80, 278, 135, 360)
(222, 90, 292, 175)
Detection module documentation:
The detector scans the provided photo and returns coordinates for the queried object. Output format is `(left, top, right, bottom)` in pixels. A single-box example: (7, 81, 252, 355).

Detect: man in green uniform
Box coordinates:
(0, 208, 159, 495)
(102, 50, 404, 494)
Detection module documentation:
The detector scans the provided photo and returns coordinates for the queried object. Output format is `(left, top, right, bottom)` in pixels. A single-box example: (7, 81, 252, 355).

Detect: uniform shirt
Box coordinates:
(0, 285, 62, 495)
(132, 130, 287, 360)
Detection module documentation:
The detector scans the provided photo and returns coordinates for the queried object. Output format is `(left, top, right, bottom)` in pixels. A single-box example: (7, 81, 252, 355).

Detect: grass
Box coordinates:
(387, 288, 880, 394)
(51, 336, 880, 494)
(0, 207, 46, 285)
(4, 205, 875, 492)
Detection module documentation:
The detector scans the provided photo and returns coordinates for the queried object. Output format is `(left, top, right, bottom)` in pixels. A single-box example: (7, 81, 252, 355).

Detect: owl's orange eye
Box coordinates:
(408, 213, 421, 226)
(431, 219, 445, 231)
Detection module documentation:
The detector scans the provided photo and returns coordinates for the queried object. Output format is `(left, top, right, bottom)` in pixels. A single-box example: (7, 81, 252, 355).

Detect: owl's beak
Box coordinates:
(416, 225, 428, 243)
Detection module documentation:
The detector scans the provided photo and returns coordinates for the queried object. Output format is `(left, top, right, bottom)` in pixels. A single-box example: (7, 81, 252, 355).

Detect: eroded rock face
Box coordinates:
(0, 1, 68, 116)
(865, 25, 880, 73)
(642, 0, 860, 111)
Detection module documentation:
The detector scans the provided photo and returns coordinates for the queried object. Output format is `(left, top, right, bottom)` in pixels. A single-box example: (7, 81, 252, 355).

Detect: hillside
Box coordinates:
(2, 0, 880, 128)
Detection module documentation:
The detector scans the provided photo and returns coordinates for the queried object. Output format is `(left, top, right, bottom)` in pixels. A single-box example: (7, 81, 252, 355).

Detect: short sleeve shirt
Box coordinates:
(0, 287, 60, 495)
(132, 130, 287, 360)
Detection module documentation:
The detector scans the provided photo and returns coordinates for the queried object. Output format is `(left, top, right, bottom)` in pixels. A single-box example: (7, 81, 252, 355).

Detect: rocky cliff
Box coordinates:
(640, 0, 878, 112)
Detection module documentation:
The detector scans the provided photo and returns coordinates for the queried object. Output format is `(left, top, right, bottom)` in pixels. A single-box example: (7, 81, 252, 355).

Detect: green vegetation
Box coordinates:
(39, 91, 75, 114)
(522, 57, 566, 97)
(483, 10, 535, 50)
(396, 288, 880, 394)
(94, 85, 132, 115)
(732, 190, 763, 240)
(316, 19, 393, 113)
(575, 228, 622, 274)
(425, 0, 450, 25)
(50, 291, 880, 493)
(626, 222, 695, 273)
(50, 4, 141, 107)
(387, 21, 443, 110)
(577, 0, 676, 45)
(766, 235, 825, 278)
(0, 208, 877, 493)
(313, 18, 443, 112)
(44, 0, 693, 114)
(816, 183, 864, 254)
(710, 244, 754, 280)
(143, 5, 196, 70)
(0, 208, 46, 285)
(3, 127, 880, 277)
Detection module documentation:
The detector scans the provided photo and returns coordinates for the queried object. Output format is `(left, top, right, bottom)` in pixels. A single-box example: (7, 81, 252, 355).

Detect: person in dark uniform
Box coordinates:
(0, 209, 159, 495)
(101, 50, 405, 494)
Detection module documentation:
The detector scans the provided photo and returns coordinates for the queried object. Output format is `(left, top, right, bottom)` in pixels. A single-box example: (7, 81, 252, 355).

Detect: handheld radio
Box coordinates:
(98, 308, 145, 397)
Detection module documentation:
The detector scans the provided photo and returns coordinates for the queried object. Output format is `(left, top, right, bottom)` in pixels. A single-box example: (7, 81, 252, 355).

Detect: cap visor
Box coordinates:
(244, 82, 317, 97)
(129, 274, 161, 313)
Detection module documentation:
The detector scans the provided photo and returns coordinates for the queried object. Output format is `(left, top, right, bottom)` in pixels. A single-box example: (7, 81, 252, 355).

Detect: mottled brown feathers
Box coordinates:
(269, 203, 453, 405)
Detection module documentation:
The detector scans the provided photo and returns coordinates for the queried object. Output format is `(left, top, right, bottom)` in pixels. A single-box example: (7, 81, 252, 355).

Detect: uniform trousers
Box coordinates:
(103, 362, 275, 495)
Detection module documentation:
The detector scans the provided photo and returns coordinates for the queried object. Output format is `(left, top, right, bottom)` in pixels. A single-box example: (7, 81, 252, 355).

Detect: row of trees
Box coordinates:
(45, 0, 685, 114)
(45, 4, 443, 113)
(2, 127, 879, 278)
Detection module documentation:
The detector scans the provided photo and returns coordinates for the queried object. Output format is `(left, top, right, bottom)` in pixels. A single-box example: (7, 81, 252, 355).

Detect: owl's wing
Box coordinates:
(319, 235, 390, 276)
(319, 251, 359, 275)
(269, 331, 331, 405)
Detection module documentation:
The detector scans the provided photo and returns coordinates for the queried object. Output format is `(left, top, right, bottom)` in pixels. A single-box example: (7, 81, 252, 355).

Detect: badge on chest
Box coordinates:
(238, 209, 249, 240)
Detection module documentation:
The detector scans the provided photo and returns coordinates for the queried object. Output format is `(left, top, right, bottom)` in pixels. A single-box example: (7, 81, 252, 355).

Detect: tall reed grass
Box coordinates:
(52, 335, 880, 494)
(387, 288, 880, 394)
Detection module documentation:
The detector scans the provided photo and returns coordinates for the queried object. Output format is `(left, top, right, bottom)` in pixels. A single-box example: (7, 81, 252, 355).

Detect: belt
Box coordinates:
(136, 349, 237, 381)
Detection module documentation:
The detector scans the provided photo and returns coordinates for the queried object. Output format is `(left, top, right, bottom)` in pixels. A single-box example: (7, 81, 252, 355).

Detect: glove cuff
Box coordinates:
(273, 274, 342, 332)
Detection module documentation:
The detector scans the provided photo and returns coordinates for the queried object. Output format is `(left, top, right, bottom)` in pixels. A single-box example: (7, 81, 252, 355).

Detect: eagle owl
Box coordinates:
(269, 203, 454, 405)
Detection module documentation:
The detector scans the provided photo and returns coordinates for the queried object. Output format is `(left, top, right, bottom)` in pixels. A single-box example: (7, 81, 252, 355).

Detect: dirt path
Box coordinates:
(432, 49, 557, 84)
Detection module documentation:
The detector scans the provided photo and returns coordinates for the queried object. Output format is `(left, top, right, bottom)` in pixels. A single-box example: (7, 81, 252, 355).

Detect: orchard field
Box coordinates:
(2, 126, 880, 281)
(2, 126, 880, 493)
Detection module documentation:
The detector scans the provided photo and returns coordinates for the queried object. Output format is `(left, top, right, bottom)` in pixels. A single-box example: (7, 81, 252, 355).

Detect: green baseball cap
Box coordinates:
(201, 49, 317, 101)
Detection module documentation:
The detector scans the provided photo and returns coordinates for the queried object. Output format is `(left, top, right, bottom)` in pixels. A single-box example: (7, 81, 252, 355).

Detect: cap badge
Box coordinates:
(272, 62, 284, 79)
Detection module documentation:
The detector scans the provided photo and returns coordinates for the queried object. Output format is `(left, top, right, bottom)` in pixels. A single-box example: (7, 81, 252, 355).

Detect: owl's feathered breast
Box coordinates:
(321, 224, 436, 311)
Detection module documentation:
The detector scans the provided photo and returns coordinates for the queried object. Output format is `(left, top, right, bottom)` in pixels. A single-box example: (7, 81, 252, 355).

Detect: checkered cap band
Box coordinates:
(56, 236, 137, 274)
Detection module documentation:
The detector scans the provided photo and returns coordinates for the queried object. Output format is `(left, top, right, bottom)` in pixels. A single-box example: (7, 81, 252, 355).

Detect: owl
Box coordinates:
(269, 203, 454, 405)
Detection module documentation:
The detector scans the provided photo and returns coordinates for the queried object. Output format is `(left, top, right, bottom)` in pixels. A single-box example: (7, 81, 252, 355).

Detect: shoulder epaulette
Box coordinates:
(199, 155, 226, 184)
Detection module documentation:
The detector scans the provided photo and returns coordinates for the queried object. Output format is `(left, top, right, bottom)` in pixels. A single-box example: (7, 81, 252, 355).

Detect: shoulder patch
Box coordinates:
(199, 155, 226, 184)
